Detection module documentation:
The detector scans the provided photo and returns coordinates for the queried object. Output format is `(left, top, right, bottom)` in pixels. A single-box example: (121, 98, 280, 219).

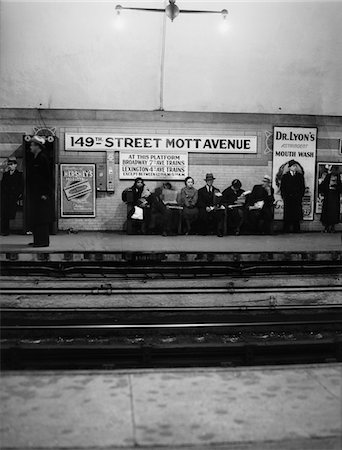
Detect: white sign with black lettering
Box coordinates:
(119, 152, 188, 180)
(65, 133, 257, 153)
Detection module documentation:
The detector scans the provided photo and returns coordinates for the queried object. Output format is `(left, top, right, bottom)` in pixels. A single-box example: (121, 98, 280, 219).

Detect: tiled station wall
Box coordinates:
(0, 109, 341, 232)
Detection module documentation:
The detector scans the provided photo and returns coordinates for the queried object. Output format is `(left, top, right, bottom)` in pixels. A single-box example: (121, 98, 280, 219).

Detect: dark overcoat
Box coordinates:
(222, 186, 244, 205)
(197, 186, 222, 209)
(319, 173, 342, 226)
(280, 172, 305, 222)
(27, 151, 52, 226)
(0, 169, 23, 219)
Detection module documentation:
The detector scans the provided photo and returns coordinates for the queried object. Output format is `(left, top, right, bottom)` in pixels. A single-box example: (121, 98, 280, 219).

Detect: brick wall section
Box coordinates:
(0, 109, 341, 232)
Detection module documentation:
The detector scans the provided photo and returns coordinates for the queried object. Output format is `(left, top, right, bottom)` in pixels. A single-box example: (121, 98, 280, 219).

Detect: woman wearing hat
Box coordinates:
(1, 158, 23, 235)
(197, 173, 225, 237)
(280, 160, 305, 233)
(26, 136, 52, 247)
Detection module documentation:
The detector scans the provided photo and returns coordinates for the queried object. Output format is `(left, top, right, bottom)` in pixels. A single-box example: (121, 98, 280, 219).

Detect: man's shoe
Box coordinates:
(28, 242, 34, 246)
(33, 244, 49, 248)
(217, 233, 223, 237)
(1, 232, 9, 236)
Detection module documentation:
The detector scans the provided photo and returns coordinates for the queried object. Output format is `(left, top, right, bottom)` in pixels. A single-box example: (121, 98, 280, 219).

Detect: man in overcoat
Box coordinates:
(280, 160, 305, 233)
(246, 175, 274, 234)
(27, 136, 52, 247)
(0, 158, 23, 235)
(197, 173, 224, 237)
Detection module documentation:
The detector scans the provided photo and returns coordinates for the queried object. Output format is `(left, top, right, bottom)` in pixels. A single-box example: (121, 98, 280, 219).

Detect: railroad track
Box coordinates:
(2, 306, 342, 369)
(1, 260, 341, 277)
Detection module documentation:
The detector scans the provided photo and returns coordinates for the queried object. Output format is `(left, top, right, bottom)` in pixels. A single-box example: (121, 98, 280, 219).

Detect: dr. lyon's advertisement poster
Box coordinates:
(60, 164, 96, 217)
(272, 127, 317, 221)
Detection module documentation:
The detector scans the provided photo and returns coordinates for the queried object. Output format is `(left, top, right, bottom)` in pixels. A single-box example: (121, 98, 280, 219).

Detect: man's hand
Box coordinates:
(41, 195, 47, 201)
(206, 207, 212, 213)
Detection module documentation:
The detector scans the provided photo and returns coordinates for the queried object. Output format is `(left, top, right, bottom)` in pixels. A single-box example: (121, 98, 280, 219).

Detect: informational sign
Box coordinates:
(60, 164, 96, 217)
(119, 152, 188, 180)
(65, 133, 257, 154)
(272, 127, 317, 221)
(315, 163, 342, 214)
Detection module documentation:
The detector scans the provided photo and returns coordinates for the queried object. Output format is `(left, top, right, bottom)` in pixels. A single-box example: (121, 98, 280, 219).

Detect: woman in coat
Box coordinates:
(177, 176, 198, 235)
(222, 179, 245, 235)
(319, 167, 342, 233)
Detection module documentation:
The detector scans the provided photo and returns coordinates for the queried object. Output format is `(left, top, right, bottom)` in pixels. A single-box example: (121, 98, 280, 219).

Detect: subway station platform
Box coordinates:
(1, 364, 341, 450)
(0, 232, 341, 263)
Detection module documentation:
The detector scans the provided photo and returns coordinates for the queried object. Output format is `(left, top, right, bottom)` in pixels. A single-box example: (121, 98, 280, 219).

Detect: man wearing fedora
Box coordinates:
(26, 136, 52, 247)
(246, 175, 274, 234)
(197, 173, 225, 237)
(1, 157, 23, 235)
(280, 160, 305, 233)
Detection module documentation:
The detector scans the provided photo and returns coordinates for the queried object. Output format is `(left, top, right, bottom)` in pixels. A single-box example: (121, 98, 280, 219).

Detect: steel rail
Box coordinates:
(3, 319, 342, 331)
(1, 285, 341, 295)
(2, 305, 342, 312)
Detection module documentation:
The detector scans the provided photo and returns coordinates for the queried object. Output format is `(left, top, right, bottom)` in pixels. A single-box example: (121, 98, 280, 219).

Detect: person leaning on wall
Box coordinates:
(319, 165, 342, 233)
(26, 136, 52, 247)
(0, 157, 23, 236)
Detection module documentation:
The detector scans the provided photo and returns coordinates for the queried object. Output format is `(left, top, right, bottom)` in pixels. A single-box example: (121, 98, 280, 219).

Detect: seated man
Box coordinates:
(246, 175, 274, 234)
(197, 173, 225, 237)
(222, 179, 246, 235)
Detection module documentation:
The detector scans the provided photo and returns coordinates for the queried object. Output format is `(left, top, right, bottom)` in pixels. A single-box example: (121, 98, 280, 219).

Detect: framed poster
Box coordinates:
(315, 163, 342, 214)
(272, 126, 317, 221)
(60, 164, 96, 217)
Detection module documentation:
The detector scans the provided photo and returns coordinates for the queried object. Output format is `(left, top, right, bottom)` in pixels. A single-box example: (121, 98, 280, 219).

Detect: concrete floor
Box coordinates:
(0, 231, 341, 253)
(1, 365, 341, 449)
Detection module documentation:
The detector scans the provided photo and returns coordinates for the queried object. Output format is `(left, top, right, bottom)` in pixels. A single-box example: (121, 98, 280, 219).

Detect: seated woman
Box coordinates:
(148, 188, 173, 236)
(121, 177, 151, 234)
(222, 179, 245, 235)
(246, 175, 274, 234)
(177, 176, 199, 235)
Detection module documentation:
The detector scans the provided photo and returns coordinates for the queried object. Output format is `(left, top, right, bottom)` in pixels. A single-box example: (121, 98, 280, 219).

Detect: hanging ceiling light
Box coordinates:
(115, 1, 228, 23)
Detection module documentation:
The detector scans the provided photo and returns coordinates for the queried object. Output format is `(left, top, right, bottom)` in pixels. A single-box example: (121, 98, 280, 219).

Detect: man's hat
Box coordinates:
(7, 157, 17, 164)
(30, 135, 46, 147)
(288, 159, 297, 167)
(262, 175, 271, 183)
(205, 173, 215, 181)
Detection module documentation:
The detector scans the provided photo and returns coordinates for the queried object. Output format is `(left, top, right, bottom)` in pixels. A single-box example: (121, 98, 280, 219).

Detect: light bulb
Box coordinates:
(114, 5, 124, 30)
(219, 9, 229, 33)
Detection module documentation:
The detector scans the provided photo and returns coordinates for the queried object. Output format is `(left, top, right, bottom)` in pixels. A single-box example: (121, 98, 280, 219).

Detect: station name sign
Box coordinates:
(65, 133, 257, 153)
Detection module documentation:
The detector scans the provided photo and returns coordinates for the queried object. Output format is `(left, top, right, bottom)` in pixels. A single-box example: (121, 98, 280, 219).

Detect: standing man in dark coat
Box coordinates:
(280, 160, 305, 233)
(27, 136, 52, 247)
(197, 173, 224, 237)
(1, 158, 23, 235)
